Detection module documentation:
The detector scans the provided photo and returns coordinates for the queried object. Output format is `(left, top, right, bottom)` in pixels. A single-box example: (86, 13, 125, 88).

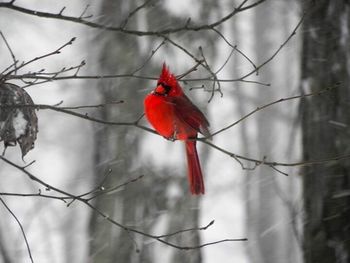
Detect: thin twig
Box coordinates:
(131, 39, 166, 75)
(212, 28, 257, 72)
(0, 103, 156, 134)
(198, 46, 222, 101)
(2, 37, 76, 81)
(2, 71, 270, 85)
(65, 168, 114, 206)
(120, 0, 152, 29)
(79, 4, 91, 19)
(86, 175, 145, 201)
(199, 139, 350, 169)
(210, 85, 336, 138)
(157, 220, 215, 238)
(269, 165, 289, 176)
(0, 192, 68, 202)
(0, 31, 18, 75)
(1, 84, 345, 171)
(0, 0, 266, 36)
(0, 155, 247, 250)
(215, 48, 235, 75)
(59, 100, 124, 110)
(179, 12, 305, 86)
(0, 196, 34, 263)
(0, 61, 18, 77)
(177, 60, 205, 80)
(237, 12, 305, 81)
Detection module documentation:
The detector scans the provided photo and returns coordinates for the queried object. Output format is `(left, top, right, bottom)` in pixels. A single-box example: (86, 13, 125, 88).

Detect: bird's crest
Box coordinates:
(158, 63, 178, 88)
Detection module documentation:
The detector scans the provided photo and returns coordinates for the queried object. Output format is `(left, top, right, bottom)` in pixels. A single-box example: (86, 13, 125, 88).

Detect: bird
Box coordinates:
(144, 64, 210, 195)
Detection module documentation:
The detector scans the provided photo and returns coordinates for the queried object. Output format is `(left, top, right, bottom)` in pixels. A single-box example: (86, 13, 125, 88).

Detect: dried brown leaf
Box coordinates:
(0, 83, 38, 158)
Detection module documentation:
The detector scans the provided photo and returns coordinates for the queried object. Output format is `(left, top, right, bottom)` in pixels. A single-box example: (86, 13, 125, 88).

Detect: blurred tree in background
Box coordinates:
(301, 1, 350, 262)
(88, 1, 214, 262)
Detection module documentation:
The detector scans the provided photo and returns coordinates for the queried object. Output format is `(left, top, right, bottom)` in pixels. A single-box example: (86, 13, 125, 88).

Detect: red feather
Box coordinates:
(144, 64, 209, 195)
(186, 140, 205, 194)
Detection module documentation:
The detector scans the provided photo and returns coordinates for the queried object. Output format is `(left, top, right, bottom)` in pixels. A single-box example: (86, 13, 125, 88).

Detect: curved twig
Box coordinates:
(0, 156, 247, 251)
(0, 196, 34, 263)
(0, 0, 265, 36)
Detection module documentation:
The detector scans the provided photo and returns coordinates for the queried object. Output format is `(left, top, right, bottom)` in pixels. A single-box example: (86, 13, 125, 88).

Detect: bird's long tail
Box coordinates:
(185, 140, 205, 195)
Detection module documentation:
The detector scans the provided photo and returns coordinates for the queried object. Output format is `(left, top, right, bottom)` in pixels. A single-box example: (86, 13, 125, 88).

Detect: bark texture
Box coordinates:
(301, 1, 350, 262)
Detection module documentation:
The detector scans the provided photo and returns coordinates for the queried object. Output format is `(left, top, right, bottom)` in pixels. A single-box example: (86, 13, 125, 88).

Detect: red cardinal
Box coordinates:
(144, 64, 210, 195)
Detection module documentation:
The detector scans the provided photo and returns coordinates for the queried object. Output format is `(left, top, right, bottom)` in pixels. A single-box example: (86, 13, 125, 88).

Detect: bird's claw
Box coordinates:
(164, 136, 176, 142)
(164, 130, 177, 141)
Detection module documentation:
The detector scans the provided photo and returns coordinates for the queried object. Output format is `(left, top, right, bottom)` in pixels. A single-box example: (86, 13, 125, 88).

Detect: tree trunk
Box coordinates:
(246, 1, 302, 262)
(88, 1, 211, 262)
(0, 232, 12, 263)
(301, 1, 350, 262)
(88, 1, 150, 262)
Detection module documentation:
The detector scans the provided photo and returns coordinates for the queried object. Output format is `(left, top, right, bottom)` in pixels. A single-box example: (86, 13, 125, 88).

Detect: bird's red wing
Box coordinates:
(171, 95, 210, 137)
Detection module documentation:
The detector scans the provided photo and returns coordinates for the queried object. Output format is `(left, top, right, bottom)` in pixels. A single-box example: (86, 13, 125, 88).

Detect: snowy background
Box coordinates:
(0, 1, 303, 262)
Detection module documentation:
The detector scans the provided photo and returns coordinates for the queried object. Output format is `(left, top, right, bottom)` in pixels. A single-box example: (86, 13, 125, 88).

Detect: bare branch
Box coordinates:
(4, 71, 157, 82)
(0, 102, 156, 136)
(269, 165, 289, 176)
(0, 0, 266, 36)
(157, 220, 215, 238)
(215, 47, 235, 75)
(235, 12, 305, 81)
(212, 28, 258, 73)
(200, 139, 350, 170)
(0, 31, 18, 75)
(177, 60, 205, 79)
(0, 102, 156, 135)
(210, 85, 337, 138)
(0, 61, 19, 77)
(3, 71, 273, 86)
(0, 192, 68, 202)
(1, 37, 76, 82)
(183, 12, 305, 86)
(0, 196, 34, 263)
(78, 4, 91, 19)
(0, 156, 247, 250)
(120, 0, 153, 29)
(198, 46, 223, 101)
(1, 83, 346, 172)
(58, 6, 66, 15)
(0, 156, 80, 199)
(131, 39, 167, 75)
(86, 174, 145, 201)
(59, 100, 124, 110)
(84, 201, 248, 250)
